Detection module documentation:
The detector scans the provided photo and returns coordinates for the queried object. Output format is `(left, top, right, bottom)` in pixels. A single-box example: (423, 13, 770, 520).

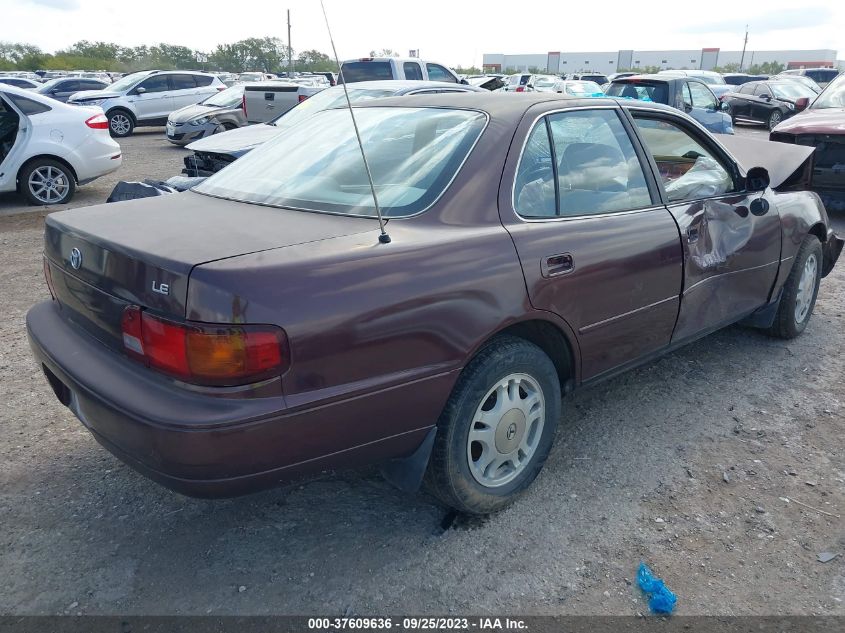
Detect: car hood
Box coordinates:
(169, 103, 233, 123)
(772, 107, 845, 135)
(186, 123, 281, 155)
(718, 135, 815, 189)
(69, 90, 121, 101)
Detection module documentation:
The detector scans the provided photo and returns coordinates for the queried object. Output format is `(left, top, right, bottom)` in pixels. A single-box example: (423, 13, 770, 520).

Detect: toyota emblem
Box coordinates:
(69, 247, 82, 270)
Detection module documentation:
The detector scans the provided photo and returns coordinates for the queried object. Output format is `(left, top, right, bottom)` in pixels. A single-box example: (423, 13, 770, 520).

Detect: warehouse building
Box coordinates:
(482, 49, 838, 74)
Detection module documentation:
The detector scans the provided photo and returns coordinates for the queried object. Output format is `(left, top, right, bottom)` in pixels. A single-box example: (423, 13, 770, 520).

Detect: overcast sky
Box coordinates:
(2, 0, 842, 66)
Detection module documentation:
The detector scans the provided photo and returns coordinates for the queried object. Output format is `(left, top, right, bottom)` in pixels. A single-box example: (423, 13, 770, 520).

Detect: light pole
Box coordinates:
(739, 24, 748, 71)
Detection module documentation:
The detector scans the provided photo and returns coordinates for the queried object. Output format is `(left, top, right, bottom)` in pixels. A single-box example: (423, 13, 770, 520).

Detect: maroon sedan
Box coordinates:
(770, 73, 845, 211)
(28, 94, 842, 515)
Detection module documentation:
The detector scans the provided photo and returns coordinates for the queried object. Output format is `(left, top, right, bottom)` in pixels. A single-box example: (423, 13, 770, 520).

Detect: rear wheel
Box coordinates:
(768, 235, 822, 339)
(107, 109, 134, 137)
(767, 110, 783, 131)
(425, 336, 561, 515)
(20, 159, 75, 206)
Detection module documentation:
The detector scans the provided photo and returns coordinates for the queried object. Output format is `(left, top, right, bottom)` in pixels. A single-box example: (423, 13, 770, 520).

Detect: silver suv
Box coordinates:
(67, 70, 226, 137)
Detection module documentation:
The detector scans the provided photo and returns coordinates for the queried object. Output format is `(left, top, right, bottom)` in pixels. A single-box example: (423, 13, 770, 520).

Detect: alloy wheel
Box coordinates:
(110, 113, 131, 135)
(466, 373, 545, 488)
(28, 165, 70, 204)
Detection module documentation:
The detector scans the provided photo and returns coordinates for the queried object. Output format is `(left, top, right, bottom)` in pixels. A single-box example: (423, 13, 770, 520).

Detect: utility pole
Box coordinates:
(739, 24, 748, 71)
(287, 9, 294, 77)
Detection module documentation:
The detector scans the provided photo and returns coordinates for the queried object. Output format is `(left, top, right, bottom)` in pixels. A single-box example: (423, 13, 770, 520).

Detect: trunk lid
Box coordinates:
(45, 191, 379, 348)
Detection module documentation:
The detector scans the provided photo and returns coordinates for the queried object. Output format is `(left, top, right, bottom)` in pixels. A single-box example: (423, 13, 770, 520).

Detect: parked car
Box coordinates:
(468, 75, 506, 91)
(0, 77, 41, 90)
(771, 74, 823, 94)
(779, 68, 839, 88)
(166, 84, 247, 146)
(722, 81, 816, 130)
(242, 79, 328, 124)
(67, 70, 226, 137)
(567, 72, 609, 85)
(549, 80, 604, 97)
(36, 77, 110, 103)
(770, 73, 845, 210)
(529, 75, 568, 93)
(27, 93, 841, 513)
(183, 80, 484, 177)
(722, 73, 769, 86)
(0, 84, 121, 205)
(340, 57, 463, 84)
(607, 72, 637, 82)
(606, 75, 733, 134)
(237, 72, 268, 83)
(658, 69, 731, 98)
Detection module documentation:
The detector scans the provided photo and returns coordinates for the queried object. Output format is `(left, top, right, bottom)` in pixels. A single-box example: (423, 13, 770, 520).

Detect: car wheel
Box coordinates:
(20, 159, 75, 206)
(768, 235, 822, 339)
(107, 110, 134, 137)
(425, 336, 561, 515)
(767, 110, 783, 131)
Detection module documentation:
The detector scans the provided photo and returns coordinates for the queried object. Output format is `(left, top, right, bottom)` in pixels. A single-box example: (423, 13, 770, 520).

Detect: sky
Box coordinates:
(1, 0, 843, 67)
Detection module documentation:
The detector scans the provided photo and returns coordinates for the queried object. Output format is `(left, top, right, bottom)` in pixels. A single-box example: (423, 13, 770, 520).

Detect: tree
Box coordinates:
(369, 48, 399, 58)
(297, 49, 333, 71)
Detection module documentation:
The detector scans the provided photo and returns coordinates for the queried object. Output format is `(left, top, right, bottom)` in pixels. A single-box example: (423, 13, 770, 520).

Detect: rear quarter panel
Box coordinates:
(771, 189, 832, 290)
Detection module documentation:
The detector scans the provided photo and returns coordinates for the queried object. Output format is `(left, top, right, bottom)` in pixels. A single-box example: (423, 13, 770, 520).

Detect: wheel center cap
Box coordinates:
(495, 408, 526, 454)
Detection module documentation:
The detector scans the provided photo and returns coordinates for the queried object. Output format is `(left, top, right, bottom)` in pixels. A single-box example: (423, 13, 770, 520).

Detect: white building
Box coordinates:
(482, 49, 838, 74)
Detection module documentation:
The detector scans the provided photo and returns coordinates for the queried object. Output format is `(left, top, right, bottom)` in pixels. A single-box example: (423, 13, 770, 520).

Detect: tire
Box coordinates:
(768, 235, 822, 339)
(425, 336, 561, 515)
(107, 109, 134, 138)
(767, 110, 783, 131)
(20, 158, 75, 206)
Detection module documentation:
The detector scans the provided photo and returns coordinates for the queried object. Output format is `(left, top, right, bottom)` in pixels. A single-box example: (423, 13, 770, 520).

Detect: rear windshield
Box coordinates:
(195, 107, 487, 218)
(580, 75, 608, 84)
(565, 81, 603, 95)
(606, 81, 669, 104)
(341, 61, 393, 83)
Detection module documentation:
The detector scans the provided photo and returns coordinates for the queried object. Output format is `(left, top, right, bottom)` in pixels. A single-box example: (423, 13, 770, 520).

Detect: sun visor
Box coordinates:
(717, 135, 815, 190)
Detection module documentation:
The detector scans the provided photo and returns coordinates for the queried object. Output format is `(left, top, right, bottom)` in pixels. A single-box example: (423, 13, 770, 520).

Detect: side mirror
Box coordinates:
(795, 97, 809, 111)
(460, 78, 469, 85)
(762, 94, 771, 101)
(720, 101, 730, 111)
(135, 86, 147, 94)
(746, 166, 770, 192)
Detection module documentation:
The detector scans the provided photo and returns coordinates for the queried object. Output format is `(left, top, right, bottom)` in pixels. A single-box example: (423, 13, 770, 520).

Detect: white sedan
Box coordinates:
(0, 84, 122, 205)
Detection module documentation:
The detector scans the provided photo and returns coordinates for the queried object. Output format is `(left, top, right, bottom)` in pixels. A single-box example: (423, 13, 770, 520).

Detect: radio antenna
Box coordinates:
(319, 0, 391, 244)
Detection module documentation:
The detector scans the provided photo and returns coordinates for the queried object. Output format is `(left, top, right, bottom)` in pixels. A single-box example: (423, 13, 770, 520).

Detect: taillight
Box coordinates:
(85, 113, 109, 129)
(120, 306, 288, 386)
(516, 86, 524, 92)
(298, 94, 309, 103)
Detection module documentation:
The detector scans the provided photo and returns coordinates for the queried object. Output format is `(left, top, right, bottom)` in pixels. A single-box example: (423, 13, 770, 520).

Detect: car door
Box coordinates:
(728, 82, 755, 120)
(425, 63, 458, 83)
(687, 81, 723, 132)
(500, 105, 683, 380)
(50, 80, 80, 102)
(403, 61, 424, 81)
(627, 109, 782, 343)
(0, 93, 29, 192)
(129, 74, 173, 121)
(751, 84, 775, 122)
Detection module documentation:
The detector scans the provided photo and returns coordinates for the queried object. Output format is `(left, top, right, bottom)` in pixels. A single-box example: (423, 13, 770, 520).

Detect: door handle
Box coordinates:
(541, 253, 574, 278)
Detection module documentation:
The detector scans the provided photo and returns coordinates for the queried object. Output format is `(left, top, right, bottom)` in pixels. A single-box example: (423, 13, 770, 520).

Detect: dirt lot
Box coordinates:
(0, 124, 843, 616)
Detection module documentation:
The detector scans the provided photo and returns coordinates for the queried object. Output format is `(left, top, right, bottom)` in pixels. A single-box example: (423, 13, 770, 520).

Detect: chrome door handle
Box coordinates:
(541, 253, 574, 278)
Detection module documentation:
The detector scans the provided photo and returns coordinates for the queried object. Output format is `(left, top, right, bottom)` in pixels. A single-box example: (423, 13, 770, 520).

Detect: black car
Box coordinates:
(36, 77, 110, 103)
(722, 81, 816, 130)
(722, 73, 769, 86)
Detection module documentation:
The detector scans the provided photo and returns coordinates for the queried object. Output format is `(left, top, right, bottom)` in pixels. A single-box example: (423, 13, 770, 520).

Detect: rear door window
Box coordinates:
(689, 82, 717, 109)
(403, 62, 423, 81)
(632, 116, 734, 202)
(514, 109, 652, 218)
(194, 75, 214, 87)
(171, 75, 198, 91)
(426, 64, 457, 83)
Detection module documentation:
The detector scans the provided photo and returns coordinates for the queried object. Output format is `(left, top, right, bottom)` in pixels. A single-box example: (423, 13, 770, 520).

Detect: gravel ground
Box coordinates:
(0, 123, 843, 616)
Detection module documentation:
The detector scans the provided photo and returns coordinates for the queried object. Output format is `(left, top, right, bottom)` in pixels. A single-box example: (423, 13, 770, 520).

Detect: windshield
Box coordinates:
(195, 106, 487, 218)
(811, 75, 845, 109)
(566, 81, 603, 95)
(201, 85, 244, 107)
(108, 72, 148, 92)
(340, 61, 393, 83)
(606, 81, 669, 104)
(270, 85, 397, 128)
(770, 83, 815, 101)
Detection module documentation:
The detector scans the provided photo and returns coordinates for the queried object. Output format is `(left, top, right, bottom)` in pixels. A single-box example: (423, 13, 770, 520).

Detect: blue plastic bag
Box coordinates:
(637, 563, 677, 614)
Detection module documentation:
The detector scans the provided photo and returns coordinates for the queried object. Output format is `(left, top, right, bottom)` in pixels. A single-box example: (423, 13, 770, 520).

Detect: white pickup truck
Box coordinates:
(340, 57, 466, 84)
(242, 77, 329, 124)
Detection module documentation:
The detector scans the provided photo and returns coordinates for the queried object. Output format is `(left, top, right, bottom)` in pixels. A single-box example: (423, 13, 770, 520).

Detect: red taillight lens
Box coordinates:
(516, 86, 524, 92)
(298, 94, 309, 103)
(120, 306, 288, 386)
(85, 113, 109, 129)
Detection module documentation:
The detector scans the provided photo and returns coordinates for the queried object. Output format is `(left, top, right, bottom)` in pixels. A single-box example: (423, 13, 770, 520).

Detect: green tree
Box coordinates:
(297, 49, 333, 71)
(369, 48, 399, 58)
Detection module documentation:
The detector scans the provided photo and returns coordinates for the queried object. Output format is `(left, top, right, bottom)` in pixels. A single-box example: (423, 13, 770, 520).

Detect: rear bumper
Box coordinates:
(26, 300, 441, 497)
(70, 133, 122, 183)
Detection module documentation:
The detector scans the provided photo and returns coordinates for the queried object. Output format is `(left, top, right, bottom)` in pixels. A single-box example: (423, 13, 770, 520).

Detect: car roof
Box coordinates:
(336, 79, 483, 93)
(351, 91, 679, 120)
